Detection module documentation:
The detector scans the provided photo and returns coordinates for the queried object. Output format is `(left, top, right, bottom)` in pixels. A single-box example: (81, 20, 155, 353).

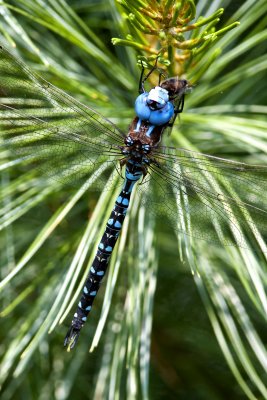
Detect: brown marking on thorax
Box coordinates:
(128, 117, 166, 147)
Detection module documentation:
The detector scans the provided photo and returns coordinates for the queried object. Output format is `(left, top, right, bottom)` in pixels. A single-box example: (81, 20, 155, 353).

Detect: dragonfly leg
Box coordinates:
(167, 94, 185, 129)
(175, 94, 185, 113)
(158, 69, 168, 86)
(138, 56, 160, 94)
(138, 61, 146, 94)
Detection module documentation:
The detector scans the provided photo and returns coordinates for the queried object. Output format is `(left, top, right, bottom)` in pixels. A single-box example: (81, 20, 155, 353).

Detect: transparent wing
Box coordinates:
(138, 146, 267, 248)
(0, 45, 124, 188)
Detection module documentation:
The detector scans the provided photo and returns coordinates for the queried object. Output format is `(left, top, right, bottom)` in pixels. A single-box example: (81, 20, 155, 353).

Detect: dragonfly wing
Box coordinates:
(0, 45, 124, 188)
(137, 145, 267, 248)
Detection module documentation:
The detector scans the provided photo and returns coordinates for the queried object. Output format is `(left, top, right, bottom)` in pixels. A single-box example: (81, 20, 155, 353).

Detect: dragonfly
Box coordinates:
(1, 45, 267, 350)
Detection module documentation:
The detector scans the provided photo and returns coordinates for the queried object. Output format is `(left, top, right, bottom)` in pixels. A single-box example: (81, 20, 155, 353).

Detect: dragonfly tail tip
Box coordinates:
(64, 326, 81, 351)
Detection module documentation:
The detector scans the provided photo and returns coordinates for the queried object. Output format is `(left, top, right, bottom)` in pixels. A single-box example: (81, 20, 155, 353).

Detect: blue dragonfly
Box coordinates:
(1, 45, 267, 350)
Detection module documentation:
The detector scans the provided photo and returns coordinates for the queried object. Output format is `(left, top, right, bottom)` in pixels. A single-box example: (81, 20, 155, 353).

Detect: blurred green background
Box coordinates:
(0, 1, 267, 399)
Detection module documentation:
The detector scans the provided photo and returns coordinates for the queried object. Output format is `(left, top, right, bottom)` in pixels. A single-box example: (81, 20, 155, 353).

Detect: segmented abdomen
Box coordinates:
(64, 164, 143, 349)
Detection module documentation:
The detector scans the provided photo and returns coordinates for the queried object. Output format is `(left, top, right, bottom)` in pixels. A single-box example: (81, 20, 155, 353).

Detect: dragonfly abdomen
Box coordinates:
(64, 163, 143, 350)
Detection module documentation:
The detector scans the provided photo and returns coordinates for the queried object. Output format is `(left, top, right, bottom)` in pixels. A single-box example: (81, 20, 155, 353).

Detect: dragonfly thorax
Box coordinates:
(122, 136, 152, 163)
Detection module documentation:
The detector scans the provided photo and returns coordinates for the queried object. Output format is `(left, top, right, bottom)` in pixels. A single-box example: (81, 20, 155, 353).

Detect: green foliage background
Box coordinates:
(0, 0, 267, 399)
